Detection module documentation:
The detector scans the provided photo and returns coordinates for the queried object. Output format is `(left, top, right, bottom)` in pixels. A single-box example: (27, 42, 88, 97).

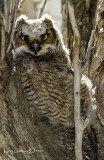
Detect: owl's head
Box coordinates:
(13, 14, 69, 59)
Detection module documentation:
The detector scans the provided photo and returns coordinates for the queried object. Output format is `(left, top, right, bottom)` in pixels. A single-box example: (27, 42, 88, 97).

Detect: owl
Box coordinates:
(13, 14, 98, 160)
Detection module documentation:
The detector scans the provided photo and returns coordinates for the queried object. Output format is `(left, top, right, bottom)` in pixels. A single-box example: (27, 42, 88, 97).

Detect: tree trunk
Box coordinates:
(61, 0, 104, 160)
(89, 0, 104, 159)
(0, 1, 71, 160)
(1, 0, 104, 160)
(0, 19, 71, 160)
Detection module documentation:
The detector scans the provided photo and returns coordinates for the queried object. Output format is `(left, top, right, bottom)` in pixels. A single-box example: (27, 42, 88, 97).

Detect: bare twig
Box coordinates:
(7, 0, 18, 54)
(38, 0, 47, 18)
(8, 0, 14, 32)
(1, 27, 5, 63)
(9, 0, 16, 35)
(17, 0, 25, 12)
(97, 111, 104, 126)
(7, 27, 15, 54)
(0, 12, 5, 63)
(10, 0, 14, 14)
(4, 0, 7, 21)
(68, 1, 89, 160)
(82, 118, 89, 133)
(82, 30, 95, 73)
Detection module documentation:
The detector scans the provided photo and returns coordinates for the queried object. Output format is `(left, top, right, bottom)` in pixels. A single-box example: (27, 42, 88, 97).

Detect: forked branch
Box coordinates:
(68, 1, 89, 160)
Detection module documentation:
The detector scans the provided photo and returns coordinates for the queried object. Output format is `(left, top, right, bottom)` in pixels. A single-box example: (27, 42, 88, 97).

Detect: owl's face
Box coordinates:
(13, 14, 60, 57)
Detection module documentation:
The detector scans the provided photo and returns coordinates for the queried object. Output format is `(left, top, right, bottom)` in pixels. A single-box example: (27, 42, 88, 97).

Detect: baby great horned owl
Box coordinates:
(13, 14, 98, 160)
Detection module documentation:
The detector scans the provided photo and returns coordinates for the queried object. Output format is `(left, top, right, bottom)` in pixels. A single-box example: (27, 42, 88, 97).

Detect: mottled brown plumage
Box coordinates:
(13, 14, 98, 160)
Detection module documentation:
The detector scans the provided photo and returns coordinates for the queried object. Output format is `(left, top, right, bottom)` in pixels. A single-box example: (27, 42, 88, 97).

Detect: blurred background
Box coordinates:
(1, 0, 73, 51)
(5, 0, 62, 32)
(17, 0, 62, 32)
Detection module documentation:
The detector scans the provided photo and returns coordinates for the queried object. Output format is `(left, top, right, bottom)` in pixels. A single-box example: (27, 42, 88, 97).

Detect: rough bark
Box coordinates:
(89, 0, 104, 159)
(1, 0, 104, 160)
(0, 17, 70, 160)
(62, 0, 104, 160)
(62, 0, 97, 63)
(0, 1, 71, 160)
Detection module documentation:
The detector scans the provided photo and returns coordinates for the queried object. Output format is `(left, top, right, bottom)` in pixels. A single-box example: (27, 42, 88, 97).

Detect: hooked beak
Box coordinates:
(30, 40, 40, 55)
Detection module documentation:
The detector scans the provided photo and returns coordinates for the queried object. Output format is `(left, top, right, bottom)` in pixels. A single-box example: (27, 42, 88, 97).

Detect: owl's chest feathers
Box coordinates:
(21, 57, 74, 97)
(15, 56, 92, 126)
(20, 55, 73, 87)
(19, 57, 75, 126)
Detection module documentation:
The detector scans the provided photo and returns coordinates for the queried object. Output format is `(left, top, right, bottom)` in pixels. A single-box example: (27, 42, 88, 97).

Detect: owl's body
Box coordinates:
(13, 15, 98, 160)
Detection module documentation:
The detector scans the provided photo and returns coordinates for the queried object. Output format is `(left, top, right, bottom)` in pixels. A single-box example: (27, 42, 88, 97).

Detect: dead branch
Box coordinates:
(10, 0, 14, 14)
(4, 0, 7, 24)
(82, 118, 89, 133)
(82, 30, 95, 73)
(97, 111, 104, 127)
(17, 0, 25, 12)
(0, 12, 5, 63)
(68, 1, 89, 160)
(38, 0, 47, 18)
(8, 0, 14, 32)
(9, 0, 16, 35)
(1, 26, 5, 63)
(7, 0, 18, 54)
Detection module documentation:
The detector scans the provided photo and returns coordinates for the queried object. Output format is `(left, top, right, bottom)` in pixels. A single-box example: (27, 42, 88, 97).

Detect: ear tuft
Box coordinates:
(15, 15, 28, 29)
(41, 14, 54, 28)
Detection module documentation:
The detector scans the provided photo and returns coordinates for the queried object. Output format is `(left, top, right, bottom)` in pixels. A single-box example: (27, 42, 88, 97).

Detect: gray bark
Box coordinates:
(61, 0, 104, 160)
(0, 1, 70, 160)
(0, 19, 69, 160)
(89, 0, 104, 159)
(1, 0, 104, 160)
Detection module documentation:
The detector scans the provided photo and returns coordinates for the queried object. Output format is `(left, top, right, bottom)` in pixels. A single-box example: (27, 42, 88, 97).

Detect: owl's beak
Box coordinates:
(31, 40, 40, 54)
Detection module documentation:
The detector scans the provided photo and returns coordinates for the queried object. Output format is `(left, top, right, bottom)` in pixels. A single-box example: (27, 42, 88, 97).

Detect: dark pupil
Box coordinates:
(24, 35, 29, 41)
(42, 34, 46, 39)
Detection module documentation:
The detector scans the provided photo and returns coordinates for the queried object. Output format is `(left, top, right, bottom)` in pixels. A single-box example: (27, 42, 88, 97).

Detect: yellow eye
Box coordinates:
(21, 36, 25, 41)
(42, 34, 48, 40)
(21, 35, 29, 41)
